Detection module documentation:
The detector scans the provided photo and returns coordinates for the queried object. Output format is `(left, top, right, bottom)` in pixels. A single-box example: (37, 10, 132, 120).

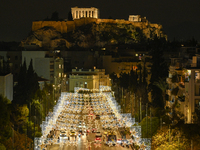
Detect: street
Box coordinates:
(47, 132, 131, 150)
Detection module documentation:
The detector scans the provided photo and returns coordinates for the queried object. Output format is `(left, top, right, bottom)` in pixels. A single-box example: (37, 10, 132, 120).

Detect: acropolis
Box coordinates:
(71, 7, 99, 19)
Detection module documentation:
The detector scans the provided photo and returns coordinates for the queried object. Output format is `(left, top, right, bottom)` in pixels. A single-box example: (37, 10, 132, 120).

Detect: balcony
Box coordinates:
(69, 75, 94, 79)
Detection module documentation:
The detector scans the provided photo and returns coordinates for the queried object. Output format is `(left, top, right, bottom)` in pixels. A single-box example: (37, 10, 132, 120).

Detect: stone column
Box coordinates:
(75, 11, 77, 19)
(93, 11, 96, 18)
(73, 10, 75, 19)
(94, 9, 98, 18)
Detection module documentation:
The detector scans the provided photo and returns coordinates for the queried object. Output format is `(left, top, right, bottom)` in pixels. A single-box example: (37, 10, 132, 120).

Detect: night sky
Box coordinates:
(1, 0, 200, 42)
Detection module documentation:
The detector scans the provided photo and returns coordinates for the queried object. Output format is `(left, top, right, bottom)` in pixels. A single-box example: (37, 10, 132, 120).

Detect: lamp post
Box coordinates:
(169, 125, 171, 144)
(140, 97, 142, 122)
(146, 103, 148, 138)
(12, 124, 14, 150)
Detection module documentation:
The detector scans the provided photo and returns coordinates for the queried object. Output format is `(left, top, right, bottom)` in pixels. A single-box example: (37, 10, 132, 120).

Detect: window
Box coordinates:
(135, 54, 138, 56)
(84, 82, 87, 88)
(76, 82, 79, 87)
(59, 64, 61, 69)
(80, 82, 83, 88)
(195, 99, 200, 110)
(59, 73, 61, 77)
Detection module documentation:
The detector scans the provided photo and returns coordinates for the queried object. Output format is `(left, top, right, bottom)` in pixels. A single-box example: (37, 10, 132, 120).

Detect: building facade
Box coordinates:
(68, 69, 110, 91)
(166, 55, 200, 124)
(0, 73, 13, 101)
(128, 15, 147, 22)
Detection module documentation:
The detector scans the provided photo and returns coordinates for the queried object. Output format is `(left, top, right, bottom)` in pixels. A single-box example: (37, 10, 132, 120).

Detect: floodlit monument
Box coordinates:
(128, 15, 147, 22)
(71, 6, 99, 20)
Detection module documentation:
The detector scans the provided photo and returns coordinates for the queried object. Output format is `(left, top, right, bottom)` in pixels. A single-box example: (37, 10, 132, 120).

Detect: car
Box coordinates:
(95, 135, 102, 143)
(92, 128, 97, 133)
(70, 130, 76, 136)
(95, 131, 102, 137)
(79, 130, 84, 135)
(60, 131, 67, 137)
(96, 115, 100, 119)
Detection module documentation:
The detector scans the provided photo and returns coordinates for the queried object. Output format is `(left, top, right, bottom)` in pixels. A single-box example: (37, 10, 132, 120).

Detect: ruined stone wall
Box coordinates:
(32, 21, 68, 33)
(32, 18, 165, 39)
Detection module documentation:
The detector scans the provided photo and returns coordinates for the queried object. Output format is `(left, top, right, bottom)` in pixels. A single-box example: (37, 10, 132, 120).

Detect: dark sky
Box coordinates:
(1, 0, 200, 42)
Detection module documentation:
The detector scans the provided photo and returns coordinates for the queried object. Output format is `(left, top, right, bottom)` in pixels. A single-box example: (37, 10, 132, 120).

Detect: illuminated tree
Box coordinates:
(0, 95, 12, 144)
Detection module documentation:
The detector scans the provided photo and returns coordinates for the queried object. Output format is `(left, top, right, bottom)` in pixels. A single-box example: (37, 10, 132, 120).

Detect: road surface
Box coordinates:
(47, 132, 131, 150)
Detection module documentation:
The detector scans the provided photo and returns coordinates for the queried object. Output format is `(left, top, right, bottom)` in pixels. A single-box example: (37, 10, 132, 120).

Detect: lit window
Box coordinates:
(59, 73, 61, 77)
(135, 54, 138, 56)
(59, 64, 61, 69)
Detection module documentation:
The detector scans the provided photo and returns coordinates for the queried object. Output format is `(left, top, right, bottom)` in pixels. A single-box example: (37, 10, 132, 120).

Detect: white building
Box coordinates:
(128, 15, 147, 22)
(0, 73, 13, 101)
(69, 68, 110, 91)
(22, 51, 64, 85)
(166, 55, 200, 124)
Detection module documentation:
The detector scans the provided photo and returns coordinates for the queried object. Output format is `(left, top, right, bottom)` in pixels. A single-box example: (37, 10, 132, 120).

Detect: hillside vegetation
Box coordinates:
(21, 20, 166, 49)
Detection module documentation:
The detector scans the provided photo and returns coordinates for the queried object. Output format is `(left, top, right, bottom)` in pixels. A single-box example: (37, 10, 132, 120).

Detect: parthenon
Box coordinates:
(71, 7, 99, 20)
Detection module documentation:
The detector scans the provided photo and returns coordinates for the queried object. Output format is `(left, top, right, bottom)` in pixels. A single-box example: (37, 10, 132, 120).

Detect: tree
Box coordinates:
(153, 77, 168, 108)
(119, 72, 130, 89)
(4, 130, 32, 150)
(68, 10, 73, 21)
(129, 69, 138, 93)
(26, 59, 39, 103)
(137, 64, 142, 84)
(0, 95, 12, 144)
(148, 37, 169, 108)
(152, 126, 190, 150)
(13, 59, 27, 105)
(0, 143, 6, 150)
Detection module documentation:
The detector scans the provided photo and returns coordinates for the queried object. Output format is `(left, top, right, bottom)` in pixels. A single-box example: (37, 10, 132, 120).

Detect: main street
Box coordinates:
(47, 132, 131, 150)
(36, 88, 150, 150)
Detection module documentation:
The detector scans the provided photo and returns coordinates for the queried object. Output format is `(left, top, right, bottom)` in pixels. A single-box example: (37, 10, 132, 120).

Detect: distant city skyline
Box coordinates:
(0, 0, 200, 42)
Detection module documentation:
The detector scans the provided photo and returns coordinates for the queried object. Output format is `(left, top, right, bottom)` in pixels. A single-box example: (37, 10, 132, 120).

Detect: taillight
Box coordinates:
(95, 138, 101, 141)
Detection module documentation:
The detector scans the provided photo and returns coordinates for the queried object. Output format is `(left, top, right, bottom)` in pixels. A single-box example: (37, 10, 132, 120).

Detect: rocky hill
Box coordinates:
(21, 19, 167, 49)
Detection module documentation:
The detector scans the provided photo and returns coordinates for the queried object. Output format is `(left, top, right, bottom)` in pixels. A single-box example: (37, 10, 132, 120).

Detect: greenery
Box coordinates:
(0, 59, 57, 149)
(0, 143, 6, 150)
(0, 95, 12, 144)
(139, 116, 159, 138)
(152, 126, 191, 150)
